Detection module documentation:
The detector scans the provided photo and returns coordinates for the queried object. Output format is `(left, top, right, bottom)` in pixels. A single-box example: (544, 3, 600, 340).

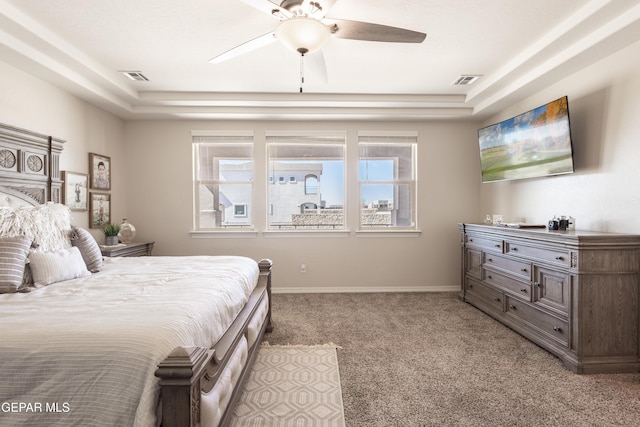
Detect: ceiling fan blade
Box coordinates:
(327, 19, 426, 43)
(209, 32, 277, 64)
(240, 0, 292, 20)
(306, 50, 328, 84)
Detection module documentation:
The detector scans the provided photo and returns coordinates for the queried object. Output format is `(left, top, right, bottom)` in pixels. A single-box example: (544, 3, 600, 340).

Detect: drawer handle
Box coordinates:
(495, 244, 501, 248)
(534, 282, 540, 288)
(487, 258, 493, 262)
(487, 275, 492, 279)
(509, 304, 516, 310)
(511, 247, 518, 251)
(520, 288, 528, 293)
(520, 268, 527, 272)
(469, 238, 473, 242)
(495, 297, 501, 302)
(553, 326, 563, 333)
(555, 256, 565, 261)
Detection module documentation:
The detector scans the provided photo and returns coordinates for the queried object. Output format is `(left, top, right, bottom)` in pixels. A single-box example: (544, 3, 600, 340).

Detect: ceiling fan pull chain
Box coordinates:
(299, 49, 306, 93)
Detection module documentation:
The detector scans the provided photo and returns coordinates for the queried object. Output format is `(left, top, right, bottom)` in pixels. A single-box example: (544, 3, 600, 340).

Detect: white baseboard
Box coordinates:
(271, 285, 460, 294)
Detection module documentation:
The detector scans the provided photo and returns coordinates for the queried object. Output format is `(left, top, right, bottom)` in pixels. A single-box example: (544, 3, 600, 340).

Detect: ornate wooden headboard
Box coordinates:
(0, 123, 64, 207)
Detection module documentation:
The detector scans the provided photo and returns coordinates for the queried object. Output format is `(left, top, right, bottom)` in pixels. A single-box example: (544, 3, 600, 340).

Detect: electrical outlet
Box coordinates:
(299, 263, 307, 273)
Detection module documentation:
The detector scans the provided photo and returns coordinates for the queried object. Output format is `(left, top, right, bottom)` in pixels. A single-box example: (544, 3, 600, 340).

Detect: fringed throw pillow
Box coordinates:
(0, 203, 72, 252)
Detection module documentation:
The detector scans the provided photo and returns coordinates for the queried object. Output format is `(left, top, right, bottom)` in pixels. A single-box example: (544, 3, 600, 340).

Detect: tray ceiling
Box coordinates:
(1, 0, 640, 121)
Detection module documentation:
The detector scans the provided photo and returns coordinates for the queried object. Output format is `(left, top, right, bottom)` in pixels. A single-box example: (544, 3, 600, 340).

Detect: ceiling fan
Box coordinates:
(209, 0, 426, 90)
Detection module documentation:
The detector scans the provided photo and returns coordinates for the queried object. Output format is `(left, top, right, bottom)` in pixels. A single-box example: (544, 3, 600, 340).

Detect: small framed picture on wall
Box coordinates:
(61, 171, 88, 211)
(89, 192, 111, 228)
(89, 152, 111, 190)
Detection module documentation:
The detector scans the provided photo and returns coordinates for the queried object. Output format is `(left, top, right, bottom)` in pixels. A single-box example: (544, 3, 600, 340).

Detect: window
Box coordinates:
(305, 175, 318, 195)
(192, 132, 253, 230)
(266, 131, 346, 230)
(359, 132, 418, 229)
(234, 204, 247, 217)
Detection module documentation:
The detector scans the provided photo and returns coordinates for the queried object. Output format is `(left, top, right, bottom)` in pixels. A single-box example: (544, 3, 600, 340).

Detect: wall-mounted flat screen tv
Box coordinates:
(478, 96, 575, 183)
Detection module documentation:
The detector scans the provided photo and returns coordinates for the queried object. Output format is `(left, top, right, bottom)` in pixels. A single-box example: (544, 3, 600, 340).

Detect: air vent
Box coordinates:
(452, 75, 481, 86)
(119, 71, 149, 81)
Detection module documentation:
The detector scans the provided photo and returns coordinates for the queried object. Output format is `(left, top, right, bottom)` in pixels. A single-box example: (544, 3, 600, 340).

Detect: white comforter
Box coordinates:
(0, 255, 259, 427)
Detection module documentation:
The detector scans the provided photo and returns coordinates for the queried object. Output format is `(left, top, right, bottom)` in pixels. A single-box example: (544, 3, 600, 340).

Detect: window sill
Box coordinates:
(355, 229, 422, 237)
(189, 229, 421, 238)
(190, 230, 258, 238)
(263, 230, 350, 238)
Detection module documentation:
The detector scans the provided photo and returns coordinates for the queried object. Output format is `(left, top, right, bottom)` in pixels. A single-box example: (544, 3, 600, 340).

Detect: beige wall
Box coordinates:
(480, 40, 640, 234)
(0, 61, 127, 235)
(0, 59, 482, 292)
(5, 36, 640, 291)
(124, 120, 481, 292)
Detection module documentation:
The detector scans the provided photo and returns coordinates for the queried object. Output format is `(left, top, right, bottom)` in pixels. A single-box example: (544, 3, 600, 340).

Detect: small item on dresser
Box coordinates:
(103, 223, 121, 246)
(503, 223, 546, 228)
(548, 216, 559, 230)
(118, 218, 136, 243)
(558, 215, 569, 230)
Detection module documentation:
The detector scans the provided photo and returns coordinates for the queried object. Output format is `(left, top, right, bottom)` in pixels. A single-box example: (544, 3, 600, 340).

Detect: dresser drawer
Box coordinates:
(484, 268, 532, 301)
(466, 277, 504, 310)
(484, 253, 531, 281)
(504, 240, 570, 268)
(466, 234, 503, 253)
(506, 297, 569, 346)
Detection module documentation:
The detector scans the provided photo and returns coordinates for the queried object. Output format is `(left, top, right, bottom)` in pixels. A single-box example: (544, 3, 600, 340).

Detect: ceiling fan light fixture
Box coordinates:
(276, 17, 330, 54)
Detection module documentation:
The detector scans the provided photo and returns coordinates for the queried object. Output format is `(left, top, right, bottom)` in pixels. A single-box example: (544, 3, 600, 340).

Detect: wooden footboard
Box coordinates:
(155, 259, 273, 427)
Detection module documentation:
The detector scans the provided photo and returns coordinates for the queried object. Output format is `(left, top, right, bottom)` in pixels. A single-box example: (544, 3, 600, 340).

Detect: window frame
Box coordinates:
(265, 131, 347, 234)
(358, 132, 419, 232)
(191, 131, 255, 235)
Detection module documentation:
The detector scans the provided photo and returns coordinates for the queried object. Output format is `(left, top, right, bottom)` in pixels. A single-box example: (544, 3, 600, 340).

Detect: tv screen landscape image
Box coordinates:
(478, 96, 575, 183)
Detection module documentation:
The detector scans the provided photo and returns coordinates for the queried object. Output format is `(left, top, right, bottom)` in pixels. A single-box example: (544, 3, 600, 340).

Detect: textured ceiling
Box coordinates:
(2, 0, 640, 120)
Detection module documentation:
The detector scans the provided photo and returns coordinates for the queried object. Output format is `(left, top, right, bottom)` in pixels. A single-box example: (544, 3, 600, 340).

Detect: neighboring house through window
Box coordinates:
(266, 131, 346, 230)
(192, 131, 253, 230)
(192, 130, 417, 233)
(359, 132, 418, 229)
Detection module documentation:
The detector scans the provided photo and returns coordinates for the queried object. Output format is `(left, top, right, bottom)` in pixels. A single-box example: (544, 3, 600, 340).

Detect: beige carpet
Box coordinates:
(230, 344, 345, 427)
(265, 292, 640, 427)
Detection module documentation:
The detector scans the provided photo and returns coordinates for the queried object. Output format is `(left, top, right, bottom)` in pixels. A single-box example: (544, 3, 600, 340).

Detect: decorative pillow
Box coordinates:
(0, 203, 72, 251)
(0, 236, 32, 293)
(69, 226, 103, 272)
(27, 247, 91, 287)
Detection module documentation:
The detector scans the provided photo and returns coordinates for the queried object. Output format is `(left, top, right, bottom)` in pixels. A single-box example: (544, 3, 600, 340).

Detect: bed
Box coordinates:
(0, 123, 273, 426)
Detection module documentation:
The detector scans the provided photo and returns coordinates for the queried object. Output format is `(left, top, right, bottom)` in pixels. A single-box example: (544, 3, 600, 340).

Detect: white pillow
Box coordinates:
(27, 247, 91, 286)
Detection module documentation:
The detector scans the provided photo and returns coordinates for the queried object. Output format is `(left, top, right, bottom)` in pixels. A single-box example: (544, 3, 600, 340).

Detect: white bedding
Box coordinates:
(0, 255, 259, 427)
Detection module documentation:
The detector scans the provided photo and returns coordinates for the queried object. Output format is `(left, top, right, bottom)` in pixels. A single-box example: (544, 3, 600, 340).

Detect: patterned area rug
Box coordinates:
(230, 344, 345, 426)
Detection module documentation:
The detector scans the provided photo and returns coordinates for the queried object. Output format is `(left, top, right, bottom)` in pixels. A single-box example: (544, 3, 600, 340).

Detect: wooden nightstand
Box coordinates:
(100, 241, 155, 257)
